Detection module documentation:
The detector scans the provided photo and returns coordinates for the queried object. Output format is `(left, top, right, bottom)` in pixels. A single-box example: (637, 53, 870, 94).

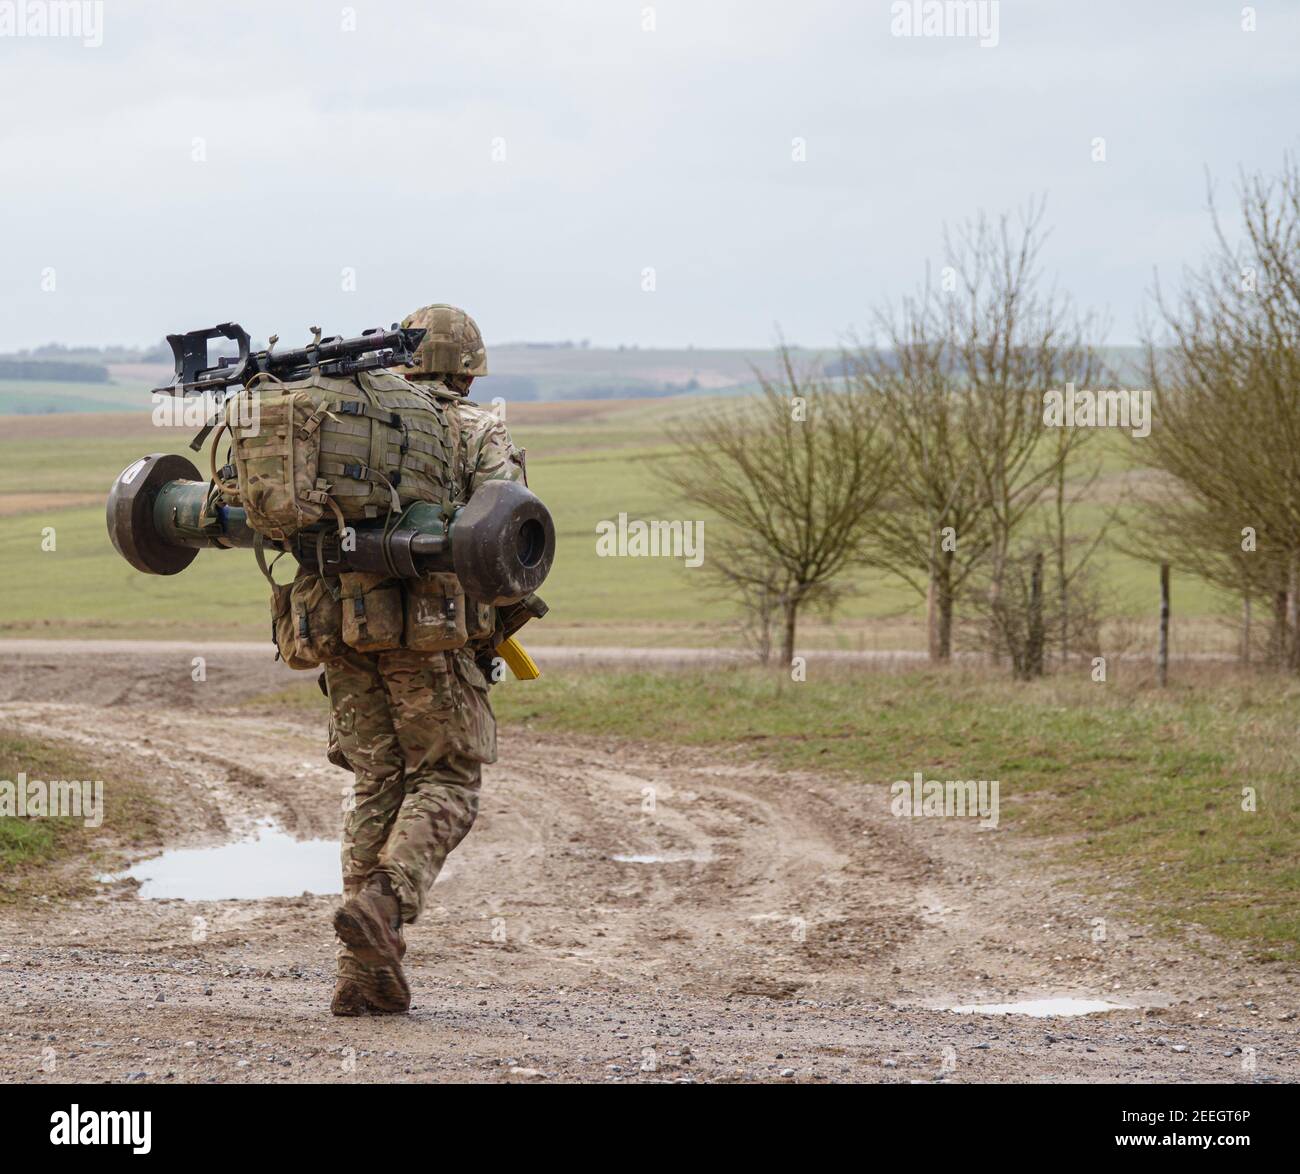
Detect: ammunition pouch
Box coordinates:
(287, 572, 345, 666)
(340, 571, 404, 653)
(403, 572, 468, 652)
(257, 537, 344, 668)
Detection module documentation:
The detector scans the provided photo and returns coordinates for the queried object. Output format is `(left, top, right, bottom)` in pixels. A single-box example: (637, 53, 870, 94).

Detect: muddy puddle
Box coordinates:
(611, 850, 714, 865)
(943, 997, 1133, 1017)
(104, 820, 341, 901)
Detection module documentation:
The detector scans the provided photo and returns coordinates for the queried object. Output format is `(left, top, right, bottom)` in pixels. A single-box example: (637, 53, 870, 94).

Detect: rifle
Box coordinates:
(151, 321, 427, 451)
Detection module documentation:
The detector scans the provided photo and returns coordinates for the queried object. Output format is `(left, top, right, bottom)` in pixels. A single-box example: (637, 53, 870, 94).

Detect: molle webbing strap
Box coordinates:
(253, 532, 285, 588)
(190, 419, 218, 453)
(313, 536, 343, 598)
(189, 386, 242, 453)
(335, 400, 403, 430)
(319, 459, 390, 485)
(318, 459, 403, 515)
(299, 400, 402, 441)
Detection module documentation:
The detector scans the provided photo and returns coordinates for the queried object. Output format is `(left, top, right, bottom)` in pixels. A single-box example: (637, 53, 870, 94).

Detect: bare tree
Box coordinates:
(1042, 414, 1118, 663)
(846, 297, 987, 660)
(694, 537, 815, 664)
(1127, 158, 1300, 669)
(659, 348, 894, 666)
(849, 200, 1107, 663)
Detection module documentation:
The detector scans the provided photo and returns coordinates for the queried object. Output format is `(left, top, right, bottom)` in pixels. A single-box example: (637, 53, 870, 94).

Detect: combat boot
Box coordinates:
(333, 872, 408, 980)
(331, 961, 411, 1015)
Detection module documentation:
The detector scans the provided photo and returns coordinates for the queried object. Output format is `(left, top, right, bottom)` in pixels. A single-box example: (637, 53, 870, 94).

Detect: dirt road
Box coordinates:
(0, 643, 1294, 1083)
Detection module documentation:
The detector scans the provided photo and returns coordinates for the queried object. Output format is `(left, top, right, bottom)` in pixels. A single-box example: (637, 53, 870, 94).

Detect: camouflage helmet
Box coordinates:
(400, 304, 488, 379)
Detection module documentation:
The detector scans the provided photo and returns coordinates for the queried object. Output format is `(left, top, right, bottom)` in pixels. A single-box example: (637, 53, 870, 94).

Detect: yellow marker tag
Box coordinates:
(495, 636, 540, 681)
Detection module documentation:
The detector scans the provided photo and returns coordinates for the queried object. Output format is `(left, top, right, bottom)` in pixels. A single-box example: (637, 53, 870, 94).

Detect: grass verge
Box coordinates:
(0, 732, 161, 900)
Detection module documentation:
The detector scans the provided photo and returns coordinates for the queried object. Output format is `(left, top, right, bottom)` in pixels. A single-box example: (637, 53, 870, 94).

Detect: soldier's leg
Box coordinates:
(324, 653, 412, 1012)
(372, 650, 492, 923)
(377, 752, 481, 923)
(324, 652, 407, 890)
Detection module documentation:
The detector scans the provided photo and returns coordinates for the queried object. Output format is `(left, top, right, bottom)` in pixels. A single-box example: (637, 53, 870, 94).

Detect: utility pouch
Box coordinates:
(340, 571, 404, 652)
(270, 579, 320, 670)
(288, 572, 345, 666)
(257, 535, 320, 670)
(224, 385, 329, 540)
(403, 572, 468, 652)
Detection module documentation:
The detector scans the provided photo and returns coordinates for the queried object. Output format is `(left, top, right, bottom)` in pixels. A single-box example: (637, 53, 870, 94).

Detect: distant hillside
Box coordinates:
(485, 343, 789, 401)
(10, 342, 172, 364)
(0, 358, 109, 382)
(0, 342, 1152, 415)
(0, 345, 802, 414)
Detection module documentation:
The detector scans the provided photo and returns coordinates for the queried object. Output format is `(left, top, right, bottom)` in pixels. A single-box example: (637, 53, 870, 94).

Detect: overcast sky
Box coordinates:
(0, 0, 1296, 351)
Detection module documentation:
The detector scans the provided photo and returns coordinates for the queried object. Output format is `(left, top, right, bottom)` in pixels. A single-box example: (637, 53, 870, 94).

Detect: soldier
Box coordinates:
(325, 304, 527, 1015)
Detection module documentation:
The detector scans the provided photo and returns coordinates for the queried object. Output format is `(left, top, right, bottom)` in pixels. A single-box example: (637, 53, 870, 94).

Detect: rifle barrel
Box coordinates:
(258, 327, 412, 376)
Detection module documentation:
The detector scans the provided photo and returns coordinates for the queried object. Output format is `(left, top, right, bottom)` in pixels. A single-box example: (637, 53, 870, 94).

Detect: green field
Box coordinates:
(0, 393, 1229, 648)
(0, 379, 139, 415)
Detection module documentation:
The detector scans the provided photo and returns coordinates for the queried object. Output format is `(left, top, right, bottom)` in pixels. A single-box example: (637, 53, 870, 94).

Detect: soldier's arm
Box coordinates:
(466, 416, 527, 496)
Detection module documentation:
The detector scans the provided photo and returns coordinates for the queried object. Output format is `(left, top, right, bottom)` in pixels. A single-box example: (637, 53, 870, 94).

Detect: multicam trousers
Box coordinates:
(324, 648, 497, 924)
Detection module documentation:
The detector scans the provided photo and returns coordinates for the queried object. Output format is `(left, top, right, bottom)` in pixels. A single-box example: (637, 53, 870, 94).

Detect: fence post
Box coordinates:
(1158, 562, 1170, 687)
(1028, 552, 1045, 677)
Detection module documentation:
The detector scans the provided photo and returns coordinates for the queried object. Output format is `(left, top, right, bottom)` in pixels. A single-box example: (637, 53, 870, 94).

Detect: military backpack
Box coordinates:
(212, 367, 459, 541)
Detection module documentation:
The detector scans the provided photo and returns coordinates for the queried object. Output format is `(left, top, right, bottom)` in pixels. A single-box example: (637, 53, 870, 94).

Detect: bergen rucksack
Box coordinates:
(213, 368, 458, 541)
